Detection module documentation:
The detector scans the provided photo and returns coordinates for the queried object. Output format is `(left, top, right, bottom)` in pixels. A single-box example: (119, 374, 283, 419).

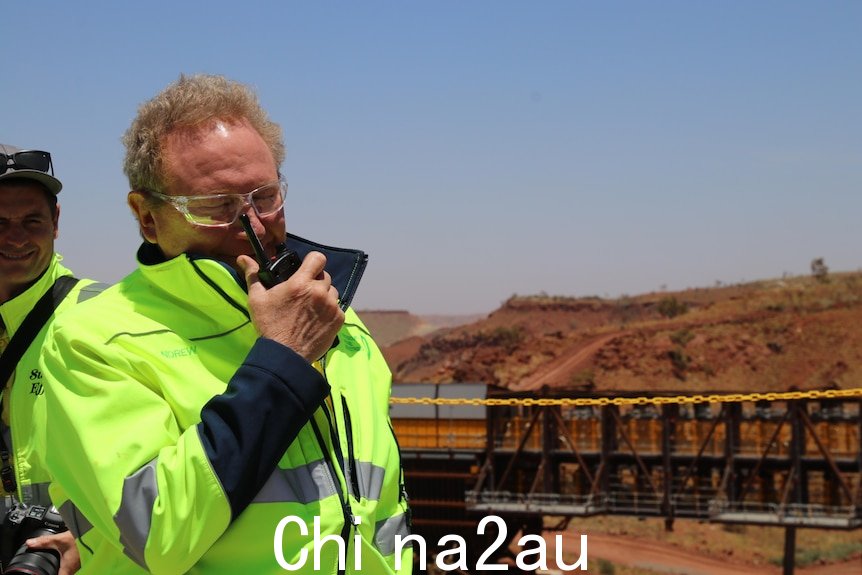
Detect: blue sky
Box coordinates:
(3, 1, 860, 314)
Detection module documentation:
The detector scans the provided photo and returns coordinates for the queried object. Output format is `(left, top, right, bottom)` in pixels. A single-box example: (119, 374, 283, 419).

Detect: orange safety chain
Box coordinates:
(390, 388, 862, 407)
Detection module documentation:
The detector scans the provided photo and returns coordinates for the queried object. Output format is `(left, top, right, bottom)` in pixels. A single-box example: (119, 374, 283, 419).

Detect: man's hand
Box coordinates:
(239, 251, 344, 362)
(25, 530, 81, 575)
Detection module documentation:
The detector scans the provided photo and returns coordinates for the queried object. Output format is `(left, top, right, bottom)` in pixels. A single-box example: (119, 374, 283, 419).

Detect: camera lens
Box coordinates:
(4, 530, 61, 575)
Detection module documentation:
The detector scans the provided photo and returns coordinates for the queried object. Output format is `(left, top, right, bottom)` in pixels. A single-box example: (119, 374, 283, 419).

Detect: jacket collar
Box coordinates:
(0, 254, 73, 335)
(136, 233, 368, 311)
(135, 243, 247, 314)
(284, 234, 367, 311)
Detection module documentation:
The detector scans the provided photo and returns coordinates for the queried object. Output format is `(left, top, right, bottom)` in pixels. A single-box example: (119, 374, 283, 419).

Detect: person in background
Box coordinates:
(40, 75, 411, 574)
(1, 143, 104, 574)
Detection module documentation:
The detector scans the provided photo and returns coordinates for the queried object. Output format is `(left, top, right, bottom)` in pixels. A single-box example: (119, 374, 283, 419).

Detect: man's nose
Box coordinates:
(4, 224, 30, 246)
(239, 204, 266, 236)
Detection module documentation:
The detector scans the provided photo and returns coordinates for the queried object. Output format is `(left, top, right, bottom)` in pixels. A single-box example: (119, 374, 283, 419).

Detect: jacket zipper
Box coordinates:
(321, 354, 365, 572)
(340, 396, 362, 499)
(188, 259, 249, 319)
(310, 416, 353, 575)
(321, 354, 360, 500)
(192, 259, 358, 570)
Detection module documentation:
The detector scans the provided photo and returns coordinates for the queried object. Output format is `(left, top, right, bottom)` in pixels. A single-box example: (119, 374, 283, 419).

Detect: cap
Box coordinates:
(0, 143, 63, 194)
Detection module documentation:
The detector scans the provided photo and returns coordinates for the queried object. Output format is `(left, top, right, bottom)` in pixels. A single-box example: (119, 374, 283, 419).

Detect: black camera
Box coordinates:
(1, 502, 66, 575)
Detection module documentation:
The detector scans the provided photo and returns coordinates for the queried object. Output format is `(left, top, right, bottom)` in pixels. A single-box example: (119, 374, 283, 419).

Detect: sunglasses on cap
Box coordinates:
(0, 150, 54, 175)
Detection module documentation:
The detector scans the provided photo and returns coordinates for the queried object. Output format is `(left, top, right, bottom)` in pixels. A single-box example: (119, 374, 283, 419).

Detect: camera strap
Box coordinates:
(0, 275, 80, 494)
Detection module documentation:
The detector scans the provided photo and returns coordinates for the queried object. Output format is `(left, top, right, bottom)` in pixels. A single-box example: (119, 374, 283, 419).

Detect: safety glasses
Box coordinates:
(147, 179, 287, 228)
(0, 150, 53, 175)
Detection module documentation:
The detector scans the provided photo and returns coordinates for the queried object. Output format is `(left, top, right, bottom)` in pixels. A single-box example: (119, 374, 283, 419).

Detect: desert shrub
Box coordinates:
(795, 540, 862, 566)
(476, 326, 525, 349)
(657, 296, 689, 318)
(570, 368, 596, 388)
(810, 258, 829, 283)
(668, 349, 689, 379)
(669, 329, 694, 347)
(773, 540, 862, 567)
(614, 295, 639, 325)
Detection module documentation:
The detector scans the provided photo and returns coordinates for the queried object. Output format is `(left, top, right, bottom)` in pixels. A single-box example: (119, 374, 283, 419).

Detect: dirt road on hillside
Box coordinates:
(517, 333, 620, 390)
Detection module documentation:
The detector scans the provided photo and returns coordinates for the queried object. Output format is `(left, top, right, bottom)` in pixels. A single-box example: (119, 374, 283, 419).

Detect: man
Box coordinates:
(40, 75, 411, 574)
(1, 143, 101, 574)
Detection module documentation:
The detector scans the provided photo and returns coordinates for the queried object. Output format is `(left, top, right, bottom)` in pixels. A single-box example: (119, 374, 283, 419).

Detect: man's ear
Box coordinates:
(53, 203, 60, 240)
(127, 191, 159, 244)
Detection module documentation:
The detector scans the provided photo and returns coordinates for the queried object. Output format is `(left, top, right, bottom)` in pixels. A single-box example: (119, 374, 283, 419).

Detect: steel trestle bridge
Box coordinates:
(391, 384, 862, 573)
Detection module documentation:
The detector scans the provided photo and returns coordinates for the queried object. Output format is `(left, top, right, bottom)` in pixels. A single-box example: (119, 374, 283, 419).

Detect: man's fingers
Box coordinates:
(26, 535, 56, 550)
(236, 254, 259, 276)
(328, 284, 341, 305)
(297, 251, 327, 280)
(241, 252, 328, 289)
(237, 255, 265, 291)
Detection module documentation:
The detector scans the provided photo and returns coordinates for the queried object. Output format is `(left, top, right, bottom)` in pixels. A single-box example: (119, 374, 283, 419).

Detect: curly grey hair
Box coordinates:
(122, 74, 285, 192)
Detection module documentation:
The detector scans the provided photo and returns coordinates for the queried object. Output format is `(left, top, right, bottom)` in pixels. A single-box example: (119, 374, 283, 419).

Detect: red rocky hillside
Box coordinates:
(375, 271, 862, 394)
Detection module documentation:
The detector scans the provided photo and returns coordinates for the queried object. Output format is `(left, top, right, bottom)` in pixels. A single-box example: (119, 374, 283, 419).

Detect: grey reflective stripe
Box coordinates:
(253, 460, 338, 505)
(354, 461, 385, 501)
(114, 458, 158, 569)
(59, 499, 94, 539)
(20, 481, 52, 507)
(374, 513, 411, 556)
(76, 282, 110, 303)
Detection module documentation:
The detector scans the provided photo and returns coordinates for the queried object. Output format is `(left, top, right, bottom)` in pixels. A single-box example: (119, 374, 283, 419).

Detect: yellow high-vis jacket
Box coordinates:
(0, 254, 102, 512)
(40, 237, 411, 574)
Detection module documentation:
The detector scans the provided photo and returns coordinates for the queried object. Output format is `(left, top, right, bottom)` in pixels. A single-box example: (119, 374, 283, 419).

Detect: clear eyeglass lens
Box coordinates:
(250, 184, 283, 215)
(182, 182, 284, 226)
(184, 196, 242, 225)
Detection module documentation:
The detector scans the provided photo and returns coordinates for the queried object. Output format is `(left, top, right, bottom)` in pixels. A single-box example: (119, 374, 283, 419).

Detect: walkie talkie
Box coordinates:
(239, 213, 302, 288)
